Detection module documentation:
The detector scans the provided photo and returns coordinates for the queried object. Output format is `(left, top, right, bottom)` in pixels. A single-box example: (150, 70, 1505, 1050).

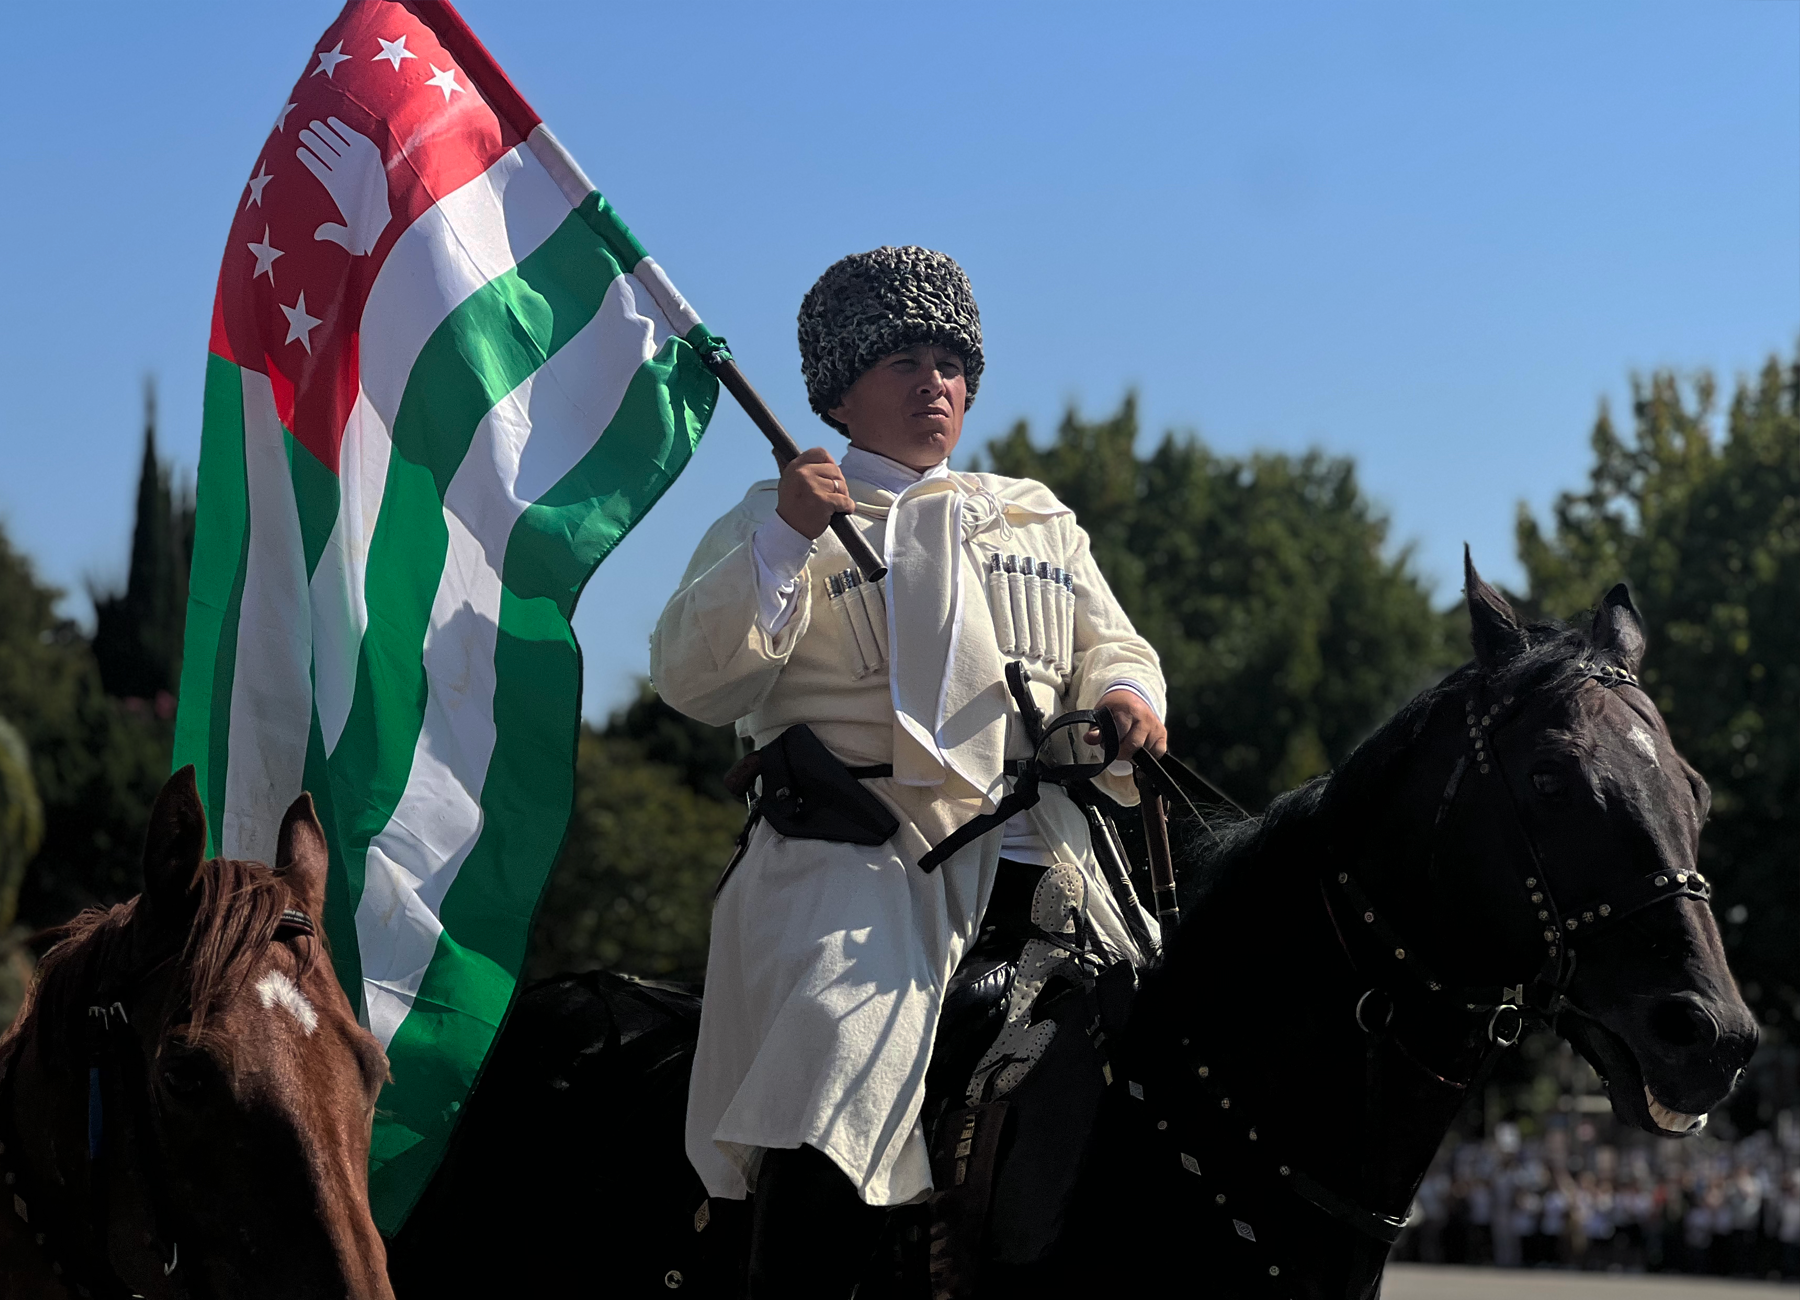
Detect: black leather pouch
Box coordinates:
(759, 724, 900, 846)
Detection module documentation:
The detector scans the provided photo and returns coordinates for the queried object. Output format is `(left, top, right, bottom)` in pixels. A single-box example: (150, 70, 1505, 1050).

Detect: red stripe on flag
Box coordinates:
(210, 0, 527, 473)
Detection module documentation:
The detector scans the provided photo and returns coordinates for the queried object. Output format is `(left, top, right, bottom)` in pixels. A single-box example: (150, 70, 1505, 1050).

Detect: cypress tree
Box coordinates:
(92, 379, 184, 702)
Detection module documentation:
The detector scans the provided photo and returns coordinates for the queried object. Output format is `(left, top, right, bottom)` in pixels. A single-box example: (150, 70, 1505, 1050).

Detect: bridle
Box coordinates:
(1325, 658, 1712, 1034)
(0, 906, 316, 1299)
(1117, 658, 1715, 1292)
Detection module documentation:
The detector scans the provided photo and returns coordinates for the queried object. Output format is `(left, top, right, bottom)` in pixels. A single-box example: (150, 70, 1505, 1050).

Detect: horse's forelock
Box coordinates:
(181, 857, 310, 1038)
(9, 856, 308, 1060)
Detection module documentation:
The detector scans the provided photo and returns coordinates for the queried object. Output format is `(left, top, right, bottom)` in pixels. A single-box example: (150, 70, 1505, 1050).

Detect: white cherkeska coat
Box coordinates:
(650, 465, 1165, 1206)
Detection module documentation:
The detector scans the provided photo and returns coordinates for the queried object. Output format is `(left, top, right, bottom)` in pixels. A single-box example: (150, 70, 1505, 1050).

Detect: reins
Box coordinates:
(0, 905, 317, 1298)
(1430, 663, 1710, 1020)
(1116, 657, 1715, 1294)
(1320, 660, 1713, 1073)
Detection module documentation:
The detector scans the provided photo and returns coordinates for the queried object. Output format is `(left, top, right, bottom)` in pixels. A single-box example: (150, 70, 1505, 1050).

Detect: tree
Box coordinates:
(0, 525, 172, 927)
(0, 714, 44, 1029)
(1517, 350, 1799, 1031)
(526, 690, 743, 981)
(983, 396, 1457, 803)
(91, 378, 192, 704)
(0, 716, 44, 935)
(604, 681, 743, 804)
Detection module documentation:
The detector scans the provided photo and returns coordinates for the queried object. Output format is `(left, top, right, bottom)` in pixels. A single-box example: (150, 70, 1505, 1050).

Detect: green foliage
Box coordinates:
(0, 527, 172, 927)
(605, 681, 744, 804)
(983, 395, 1458, 802)
(526, 697, 743, 981)
(0, 714, 44, 1029)
(1517, 351, 1800, 1026)
(0, 716, 44, 934)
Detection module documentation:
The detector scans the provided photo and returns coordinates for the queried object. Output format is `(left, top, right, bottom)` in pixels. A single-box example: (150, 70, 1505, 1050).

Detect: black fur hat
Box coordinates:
(797, 246, 983, 429)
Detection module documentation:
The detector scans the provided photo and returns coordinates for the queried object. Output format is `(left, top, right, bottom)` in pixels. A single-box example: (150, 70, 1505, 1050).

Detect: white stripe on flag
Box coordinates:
(314, 145, 576, 754)
(357, 273, 676, 1046)
(221, 368, 313, 865)
(309, 388, 389, 753)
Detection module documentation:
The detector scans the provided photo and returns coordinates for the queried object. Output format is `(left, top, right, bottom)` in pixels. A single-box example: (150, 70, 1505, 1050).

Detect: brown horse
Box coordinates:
(0, 767, 393, 1299)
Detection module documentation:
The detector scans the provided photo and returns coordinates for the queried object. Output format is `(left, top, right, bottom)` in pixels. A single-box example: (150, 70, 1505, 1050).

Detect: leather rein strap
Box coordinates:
(918, 662, 1118, 872)
(1333, 661, 1711, 1023)
(1125, 660, 1715, 1274)
(1298, 660, 1711, 1236)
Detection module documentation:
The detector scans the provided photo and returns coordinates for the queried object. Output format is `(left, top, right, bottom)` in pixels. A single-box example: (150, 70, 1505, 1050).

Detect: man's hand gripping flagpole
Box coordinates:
(703, 352, 889, 581)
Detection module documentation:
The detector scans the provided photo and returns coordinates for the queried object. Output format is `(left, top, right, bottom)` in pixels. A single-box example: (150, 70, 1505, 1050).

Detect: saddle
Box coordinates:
(404, 899, 1141, 1299)
(919, 858, 1139, 1298)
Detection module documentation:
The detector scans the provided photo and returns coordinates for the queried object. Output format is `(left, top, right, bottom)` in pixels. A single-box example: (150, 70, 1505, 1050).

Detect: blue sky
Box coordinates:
(0, 1, 1794, 719)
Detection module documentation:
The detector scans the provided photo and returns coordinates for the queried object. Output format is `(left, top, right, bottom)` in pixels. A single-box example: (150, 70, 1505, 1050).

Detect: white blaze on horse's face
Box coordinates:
(1628, 725, 1661, 767)
(256, 969, 320, 1036)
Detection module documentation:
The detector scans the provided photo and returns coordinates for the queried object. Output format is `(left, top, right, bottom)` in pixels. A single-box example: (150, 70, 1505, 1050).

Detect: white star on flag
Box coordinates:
(424, 64, 464, 102)
(244, 162, 273, 209)
(373, 36, 417, 70)
(247, 227, 283, 283)
(313, 41, 351, 79)
(275, 101, 298, 132)
(280, 291, 323, 352)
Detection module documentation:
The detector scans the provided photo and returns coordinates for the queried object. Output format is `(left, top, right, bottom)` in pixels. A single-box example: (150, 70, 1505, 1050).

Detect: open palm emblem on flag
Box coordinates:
(297, 116, 392, 255)
(177, 0, 720, 1233)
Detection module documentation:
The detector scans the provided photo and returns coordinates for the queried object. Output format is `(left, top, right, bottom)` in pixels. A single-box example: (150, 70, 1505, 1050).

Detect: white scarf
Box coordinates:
(842, 448, 1070, 812)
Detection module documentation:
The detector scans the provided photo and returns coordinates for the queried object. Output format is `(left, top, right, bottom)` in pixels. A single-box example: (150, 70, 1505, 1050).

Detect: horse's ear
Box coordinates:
(275, 792, 329, 919)
(1464, 545, 1526, 668)
(142, 765, 207, 926)
(1590, 582, 1647, 676)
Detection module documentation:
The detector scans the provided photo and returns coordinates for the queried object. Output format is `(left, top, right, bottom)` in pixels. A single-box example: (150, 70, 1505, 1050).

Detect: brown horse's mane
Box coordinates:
(4, 856, 309, 1062)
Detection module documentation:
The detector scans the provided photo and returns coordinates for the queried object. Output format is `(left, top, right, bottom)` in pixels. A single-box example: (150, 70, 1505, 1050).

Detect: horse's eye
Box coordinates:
(159, 1055, 210, 1099)
(1532, 771, 1566, 796)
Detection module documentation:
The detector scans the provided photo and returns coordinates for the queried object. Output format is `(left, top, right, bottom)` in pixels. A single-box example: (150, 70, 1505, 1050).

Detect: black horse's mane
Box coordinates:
(1174, 617, 1609, 913)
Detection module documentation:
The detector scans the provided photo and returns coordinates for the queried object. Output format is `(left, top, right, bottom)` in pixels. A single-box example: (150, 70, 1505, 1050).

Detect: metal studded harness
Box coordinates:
(1331, 659, 1713, 1027)
(1117, 658, 1714, 1292)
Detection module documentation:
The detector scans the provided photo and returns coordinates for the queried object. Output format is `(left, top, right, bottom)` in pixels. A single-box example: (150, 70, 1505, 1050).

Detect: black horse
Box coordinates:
(388, 560, 1756, 1298)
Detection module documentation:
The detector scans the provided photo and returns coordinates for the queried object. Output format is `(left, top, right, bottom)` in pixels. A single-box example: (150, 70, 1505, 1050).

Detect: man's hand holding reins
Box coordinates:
(1093, 689, 1167, 763)
(777, 446, 856, 540)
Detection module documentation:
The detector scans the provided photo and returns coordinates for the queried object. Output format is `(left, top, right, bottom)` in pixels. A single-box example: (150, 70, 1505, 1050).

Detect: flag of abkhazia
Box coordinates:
(173, 0, 719, 1230)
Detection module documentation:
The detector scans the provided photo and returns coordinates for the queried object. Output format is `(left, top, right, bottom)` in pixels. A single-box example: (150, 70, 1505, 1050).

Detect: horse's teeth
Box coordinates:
(1644, 1085, 1706, 1133)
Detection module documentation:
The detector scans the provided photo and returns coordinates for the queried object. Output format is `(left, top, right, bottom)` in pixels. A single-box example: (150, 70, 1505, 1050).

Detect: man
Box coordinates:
(651, 246, 1166, 1295)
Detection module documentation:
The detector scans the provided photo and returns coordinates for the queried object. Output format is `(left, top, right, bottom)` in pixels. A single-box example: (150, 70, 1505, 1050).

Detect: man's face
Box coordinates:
(828, 343, 966, 470)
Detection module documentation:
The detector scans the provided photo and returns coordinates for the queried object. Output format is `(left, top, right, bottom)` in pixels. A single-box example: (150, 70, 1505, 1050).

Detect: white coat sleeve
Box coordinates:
(650, 487, 813, 727)
(1062, 516, 1166, 805)
(750, 514, 817, 635)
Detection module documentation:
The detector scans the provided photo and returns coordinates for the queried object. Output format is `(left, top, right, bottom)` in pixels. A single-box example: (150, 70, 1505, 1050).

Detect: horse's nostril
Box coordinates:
(1646, 997, 1718, 1050)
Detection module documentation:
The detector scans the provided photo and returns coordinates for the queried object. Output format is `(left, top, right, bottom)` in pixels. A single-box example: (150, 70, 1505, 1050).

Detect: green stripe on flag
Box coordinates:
(366, 928, 514, 1199)
(581, 193, 650, 276)
(305, 703, 363, 1017)
(173, 353, 252, 856)
(367, 590, 573, 1227)
(364, 337, 716, 1229)
(326, 202, 632, 906)
(285, 432, 342, 582)
(505, 339, 720, 615)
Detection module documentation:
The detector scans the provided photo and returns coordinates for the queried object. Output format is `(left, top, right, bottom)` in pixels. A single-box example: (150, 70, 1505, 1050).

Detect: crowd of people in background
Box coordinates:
(1391, 1115, 1800, 1279)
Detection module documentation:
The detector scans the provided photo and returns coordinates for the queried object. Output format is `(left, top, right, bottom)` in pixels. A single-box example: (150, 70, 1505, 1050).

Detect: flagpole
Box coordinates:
(521, 123, 888, 582)
(701, 355, 888, 581)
